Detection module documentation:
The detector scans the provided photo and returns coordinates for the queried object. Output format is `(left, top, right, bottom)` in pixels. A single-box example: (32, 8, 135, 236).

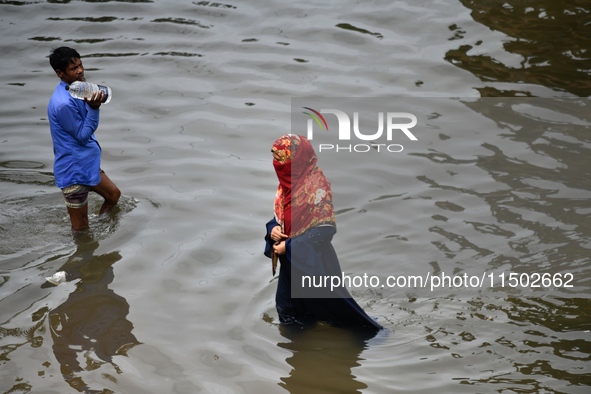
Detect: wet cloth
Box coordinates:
(61, 184, 91, 208)
(265, 218, 382, 331)
(48, 80, 102, 189)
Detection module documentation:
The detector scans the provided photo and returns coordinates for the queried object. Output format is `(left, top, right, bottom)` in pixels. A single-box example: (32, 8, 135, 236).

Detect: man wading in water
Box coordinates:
(47, 46, 120, 231)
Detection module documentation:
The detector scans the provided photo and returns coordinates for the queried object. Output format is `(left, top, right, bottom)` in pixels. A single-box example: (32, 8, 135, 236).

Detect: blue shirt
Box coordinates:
(48, 81, 102, 189)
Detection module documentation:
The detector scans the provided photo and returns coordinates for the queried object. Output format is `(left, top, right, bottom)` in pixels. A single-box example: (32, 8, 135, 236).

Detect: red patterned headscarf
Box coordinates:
(272, 134, 336, 237)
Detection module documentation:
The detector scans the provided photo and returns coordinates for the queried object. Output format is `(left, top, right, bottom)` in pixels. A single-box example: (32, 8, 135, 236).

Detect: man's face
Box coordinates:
(56, 57, 85, 85)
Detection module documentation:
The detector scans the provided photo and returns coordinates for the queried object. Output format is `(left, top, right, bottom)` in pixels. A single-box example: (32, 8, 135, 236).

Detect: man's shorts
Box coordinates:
(61, 184, 91, 208)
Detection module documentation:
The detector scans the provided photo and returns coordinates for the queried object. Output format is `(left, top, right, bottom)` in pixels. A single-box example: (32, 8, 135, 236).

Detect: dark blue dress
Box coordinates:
(265, 218, 382, 333)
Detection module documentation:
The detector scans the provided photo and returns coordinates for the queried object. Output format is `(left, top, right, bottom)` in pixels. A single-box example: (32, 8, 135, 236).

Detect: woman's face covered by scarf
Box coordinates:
(272, 134, 317, 185)
(272, 135, 335, 237)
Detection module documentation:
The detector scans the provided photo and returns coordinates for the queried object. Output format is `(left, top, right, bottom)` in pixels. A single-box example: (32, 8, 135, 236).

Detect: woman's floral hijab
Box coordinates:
(272, 134, 336, 237)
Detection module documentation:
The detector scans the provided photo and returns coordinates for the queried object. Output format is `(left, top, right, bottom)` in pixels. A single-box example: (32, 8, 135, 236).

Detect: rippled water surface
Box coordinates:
(1, 0, 590, 393)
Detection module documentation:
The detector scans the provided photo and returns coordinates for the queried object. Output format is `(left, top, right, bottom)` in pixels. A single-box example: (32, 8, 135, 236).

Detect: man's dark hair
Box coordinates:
(49, 47, 81, 72)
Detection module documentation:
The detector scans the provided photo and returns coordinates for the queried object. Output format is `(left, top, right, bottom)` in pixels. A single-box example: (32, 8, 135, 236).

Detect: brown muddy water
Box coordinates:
(1, 0, 590, 393)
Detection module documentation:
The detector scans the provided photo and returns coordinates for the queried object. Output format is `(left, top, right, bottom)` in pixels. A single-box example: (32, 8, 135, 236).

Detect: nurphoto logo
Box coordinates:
(302, 106, 418, 153)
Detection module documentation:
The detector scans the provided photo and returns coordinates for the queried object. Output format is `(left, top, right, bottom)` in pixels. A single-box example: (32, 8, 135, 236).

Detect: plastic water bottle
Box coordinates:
(66, 81, 112, 104)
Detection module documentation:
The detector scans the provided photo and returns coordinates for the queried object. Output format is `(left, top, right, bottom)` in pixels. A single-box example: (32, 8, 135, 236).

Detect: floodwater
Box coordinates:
(1, 0, 590, 393)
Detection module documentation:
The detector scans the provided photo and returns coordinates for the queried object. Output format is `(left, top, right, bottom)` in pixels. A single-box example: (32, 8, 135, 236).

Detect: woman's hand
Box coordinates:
(270, 225, 287, 242)
(273, 240, 286, 255)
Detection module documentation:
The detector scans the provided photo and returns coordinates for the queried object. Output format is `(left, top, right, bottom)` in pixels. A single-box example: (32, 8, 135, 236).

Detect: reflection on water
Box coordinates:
(1, 0, 591, 392)
(462, 98, 591, 276)
(462, 98, 591, 387)
(277, 323, 377, 394)
(398, 97, 591, 390)
(0, 163, 139, 392)
(447, 0, 591, 96)
(45, 232, 140, 393)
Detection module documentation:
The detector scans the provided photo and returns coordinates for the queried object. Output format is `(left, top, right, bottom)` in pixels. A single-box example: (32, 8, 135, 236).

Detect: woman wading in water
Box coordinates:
(264, 134, 382, 333)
